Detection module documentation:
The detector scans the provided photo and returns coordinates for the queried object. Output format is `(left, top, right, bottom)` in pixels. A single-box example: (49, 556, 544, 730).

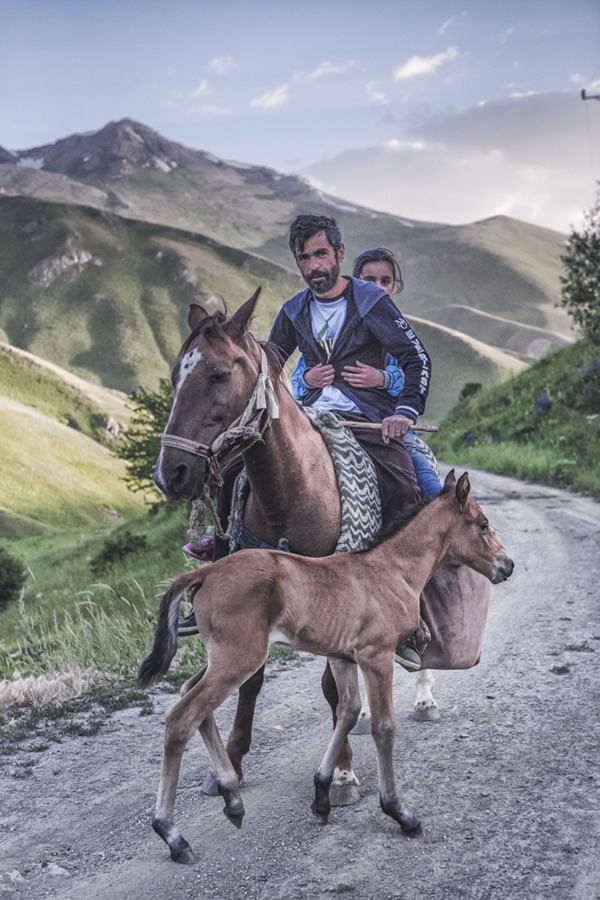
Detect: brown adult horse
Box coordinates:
(139, 470, 514, 864)
(153, 287, 488, 801)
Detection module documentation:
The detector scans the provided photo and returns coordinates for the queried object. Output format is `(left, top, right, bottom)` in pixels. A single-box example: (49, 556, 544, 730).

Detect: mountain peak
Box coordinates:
(12, 119, 202, 180)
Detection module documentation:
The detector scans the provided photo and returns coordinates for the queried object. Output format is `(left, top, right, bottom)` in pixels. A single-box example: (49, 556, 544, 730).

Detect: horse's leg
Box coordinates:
(360, 650, 422, 836)
(413, 668, 440, 722)
(153, 667, 248, 863)
(201, 664, 266, 796)
(321, 661, 361, 805)
(312, 658, 362, 823)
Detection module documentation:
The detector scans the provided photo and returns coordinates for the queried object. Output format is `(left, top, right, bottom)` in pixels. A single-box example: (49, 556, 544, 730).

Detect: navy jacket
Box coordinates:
(269, 277, 432, 423)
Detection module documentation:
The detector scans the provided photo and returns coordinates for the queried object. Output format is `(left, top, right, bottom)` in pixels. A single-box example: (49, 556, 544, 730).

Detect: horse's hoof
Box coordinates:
(412, 704, 440, 723)
(350, 715, 372, 735)
(329, 783, 361, 806)
(201, 773, 219, 796)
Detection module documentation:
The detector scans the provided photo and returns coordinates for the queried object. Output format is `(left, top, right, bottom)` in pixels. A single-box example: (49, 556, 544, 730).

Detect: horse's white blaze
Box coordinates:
(156, 349, 204, 475)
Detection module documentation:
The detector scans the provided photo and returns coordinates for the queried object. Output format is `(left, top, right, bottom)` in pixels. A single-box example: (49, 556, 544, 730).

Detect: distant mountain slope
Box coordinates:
(1, 119, 571, 346)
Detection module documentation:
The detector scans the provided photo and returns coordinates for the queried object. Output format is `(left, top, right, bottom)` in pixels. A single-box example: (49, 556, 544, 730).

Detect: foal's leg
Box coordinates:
(321, 661, 361, 805)
(312, 659, 362, 823)
(152, 668, 249, 864)
(360, 650, 422, 836)
(201, 665, 266, 796)
(413, 668, 440, 722)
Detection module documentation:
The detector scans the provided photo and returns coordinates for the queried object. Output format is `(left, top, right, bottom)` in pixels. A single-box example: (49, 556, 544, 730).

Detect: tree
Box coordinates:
(116, 378, 173, 499)
(560, 184, 600, 341)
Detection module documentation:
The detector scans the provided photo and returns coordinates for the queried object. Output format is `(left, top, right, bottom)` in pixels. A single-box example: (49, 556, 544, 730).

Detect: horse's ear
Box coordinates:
(441, 469, 456, 494)
(455, 472, 471, 511)
(188, 304, 210, 332)
(225, 287, 262, 341)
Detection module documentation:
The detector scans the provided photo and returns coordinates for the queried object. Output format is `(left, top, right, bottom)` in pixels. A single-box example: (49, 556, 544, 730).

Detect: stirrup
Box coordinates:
(177, 610, 200, 637)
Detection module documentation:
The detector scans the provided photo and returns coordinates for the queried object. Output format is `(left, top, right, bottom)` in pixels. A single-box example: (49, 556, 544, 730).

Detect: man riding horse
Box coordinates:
(179, 214, 433, 666)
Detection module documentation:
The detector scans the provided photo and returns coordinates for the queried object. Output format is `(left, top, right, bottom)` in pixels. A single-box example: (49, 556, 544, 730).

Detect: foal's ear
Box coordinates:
(226, 287, 262, 341)
(455, 472, 471, 511)
(188, 304, 210, 332)
(442, 468, 456, 494)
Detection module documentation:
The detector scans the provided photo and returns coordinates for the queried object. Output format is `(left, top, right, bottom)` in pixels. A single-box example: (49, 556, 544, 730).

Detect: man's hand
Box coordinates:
(341, 360, 385, 388)
(304, 363, 335, 388)
(381, 414, 414, 444)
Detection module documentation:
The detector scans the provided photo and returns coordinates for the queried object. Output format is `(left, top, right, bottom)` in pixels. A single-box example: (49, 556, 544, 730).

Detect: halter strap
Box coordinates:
(159, 344, 279, 482)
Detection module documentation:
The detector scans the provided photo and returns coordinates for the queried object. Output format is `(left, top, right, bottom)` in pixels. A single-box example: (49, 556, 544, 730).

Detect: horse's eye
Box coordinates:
(210, 371, 231, 385)
(479, 522, 489, 534)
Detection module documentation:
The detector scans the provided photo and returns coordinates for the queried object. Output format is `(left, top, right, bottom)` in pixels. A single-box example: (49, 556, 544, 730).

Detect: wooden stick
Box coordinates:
(343, 421, 438, 433)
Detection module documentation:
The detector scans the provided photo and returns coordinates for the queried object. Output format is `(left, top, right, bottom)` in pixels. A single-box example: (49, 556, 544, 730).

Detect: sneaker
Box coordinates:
(177, 609, 200, 637)
(394, 636, 421, 670)
(183, 534, 215, 561)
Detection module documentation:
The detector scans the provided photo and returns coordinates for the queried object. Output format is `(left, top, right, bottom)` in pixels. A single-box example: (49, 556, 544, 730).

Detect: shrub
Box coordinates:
(89, 530, 149, 579)
(0, 547, 27, 610)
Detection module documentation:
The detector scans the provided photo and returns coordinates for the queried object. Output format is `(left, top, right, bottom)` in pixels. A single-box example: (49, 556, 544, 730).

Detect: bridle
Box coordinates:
(159, 343, 280, 486)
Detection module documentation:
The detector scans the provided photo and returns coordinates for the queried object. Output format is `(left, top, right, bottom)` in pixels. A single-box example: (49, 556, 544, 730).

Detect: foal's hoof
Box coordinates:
(329, 783, 361, 807)
(223, 804, 244, 830)
(201, 773, 219, 796)
(399, 813, 423, 836)
(412, 703, 440, 723)
(171, 840, 198, 865)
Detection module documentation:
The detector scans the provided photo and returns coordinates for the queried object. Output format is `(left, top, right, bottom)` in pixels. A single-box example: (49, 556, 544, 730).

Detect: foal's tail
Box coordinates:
(138, 570, 206, 688)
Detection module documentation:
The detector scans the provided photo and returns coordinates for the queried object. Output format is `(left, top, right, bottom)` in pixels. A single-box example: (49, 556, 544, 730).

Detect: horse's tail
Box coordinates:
(138, 570, 206, 688)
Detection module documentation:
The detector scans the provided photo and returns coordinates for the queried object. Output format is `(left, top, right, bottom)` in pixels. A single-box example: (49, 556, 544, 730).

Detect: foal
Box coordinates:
(139, 470, 513, 864)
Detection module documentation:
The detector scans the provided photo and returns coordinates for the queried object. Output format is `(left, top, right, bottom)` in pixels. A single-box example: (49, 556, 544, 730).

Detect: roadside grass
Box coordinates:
(0, 503, 197, 678)
(429, 336, 600, 497)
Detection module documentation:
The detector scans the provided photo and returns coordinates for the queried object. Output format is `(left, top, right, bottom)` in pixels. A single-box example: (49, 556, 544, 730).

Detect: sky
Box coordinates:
(2, 0, 600, 233)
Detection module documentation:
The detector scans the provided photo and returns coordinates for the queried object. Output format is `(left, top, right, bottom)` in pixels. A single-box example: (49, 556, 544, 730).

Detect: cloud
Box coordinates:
(192, 79, 210, 98)
(250, 84, 289, 110)
(300, 92, 600, 233)
(393, 46, 458, 81)
(365, 81, 389, 106)
(198, 104, 230, 116)
(295, 61, 355, 82)
(210, 56, 235, 75)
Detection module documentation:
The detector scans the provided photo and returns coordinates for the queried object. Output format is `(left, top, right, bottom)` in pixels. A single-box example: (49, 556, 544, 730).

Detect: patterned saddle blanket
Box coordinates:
(229, 408, 382, 554)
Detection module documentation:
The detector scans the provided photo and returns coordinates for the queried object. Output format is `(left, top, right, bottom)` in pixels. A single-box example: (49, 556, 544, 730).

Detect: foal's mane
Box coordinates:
(356, 486, 450, 553)
(179, 307, 285, 380)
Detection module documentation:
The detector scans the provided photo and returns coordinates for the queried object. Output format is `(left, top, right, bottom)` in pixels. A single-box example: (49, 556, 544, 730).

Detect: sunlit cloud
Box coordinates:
(295, 60, 355, 82)
(365, 81, 389, 105)
(393, 46, 458, 80)
(250, 84, 289, 109)
(210, 56, 235, 75)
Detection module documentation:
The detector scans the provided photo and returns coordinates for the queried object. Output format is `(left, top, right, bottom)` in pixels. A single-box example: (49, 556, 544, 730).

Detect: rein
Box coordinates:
(160, 344, 280, 486)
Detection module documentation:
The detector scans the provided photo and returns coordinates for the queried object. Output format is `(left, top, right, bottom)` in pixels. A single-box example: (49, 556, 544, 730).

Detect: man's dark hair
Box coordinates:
(288, 215, 342, 257)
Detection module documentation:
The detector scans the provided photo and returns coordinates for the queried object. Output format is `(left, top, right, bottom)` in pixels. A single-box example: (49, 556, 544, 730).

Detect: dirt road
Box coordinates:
(1, 467, 599, 900)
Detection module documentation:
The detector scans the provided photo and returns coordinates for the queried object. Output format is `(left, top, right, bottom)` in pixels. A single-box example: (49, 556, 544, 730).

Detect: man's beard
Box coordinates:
(305, 261, 340, 296)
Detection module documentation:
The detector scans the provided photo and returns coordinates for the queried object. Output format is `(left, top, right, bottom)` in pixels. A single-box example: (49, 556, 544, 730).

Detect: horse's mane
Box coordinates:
(179, 307, 285, 381)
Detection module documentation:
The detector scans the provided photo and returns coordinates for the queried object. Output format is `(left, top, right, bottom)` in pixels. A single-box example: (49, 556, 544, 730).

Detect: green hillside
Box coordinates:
(0, 343, 146, 537)
(0, 195, 301, 393)
(429, 336, 600, 496)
